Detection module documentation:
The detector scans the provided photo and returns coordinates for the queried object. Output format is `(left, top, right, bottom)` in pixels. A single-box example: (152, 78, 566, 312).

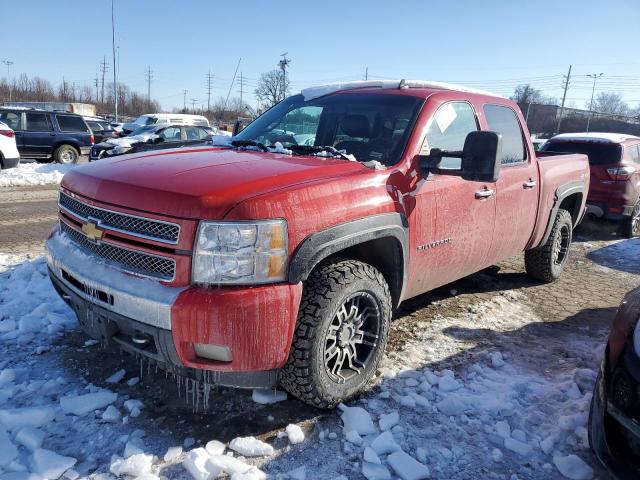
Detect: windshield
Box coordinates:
(235, 93, 424, 166)
(542, 141, 622, 165)
(128, 125, 158, 137)
(133, 115, 157, 126)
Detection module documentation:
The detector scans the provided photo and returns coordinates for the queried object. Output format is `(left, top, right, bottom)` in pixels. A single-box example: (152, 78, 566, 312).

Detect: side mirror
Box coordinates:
(460, 131, 502, 182)
(417, 131, 502, 183)
(232, 120, 242, 136)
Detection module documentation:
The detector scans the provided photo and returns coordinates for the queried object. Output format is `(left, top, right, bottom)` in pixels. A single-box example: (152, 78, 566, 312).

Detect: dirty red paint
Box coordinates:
(58, 86, 590, 374)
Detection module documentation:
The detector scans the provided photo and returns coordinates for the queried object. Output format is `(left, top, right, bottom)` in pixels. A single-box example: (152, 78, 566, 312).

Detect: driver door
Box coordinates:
(407, 101, 497, 297)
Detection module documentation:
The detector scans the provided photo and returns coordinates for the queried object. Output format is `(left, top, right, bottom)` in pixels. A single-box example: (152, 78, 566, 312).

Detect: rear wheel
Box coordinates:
(623, 202, 640, 238)
(280, 259, 391, 408)
(525, 209, 573, 282)
(54, 144, 79, 164)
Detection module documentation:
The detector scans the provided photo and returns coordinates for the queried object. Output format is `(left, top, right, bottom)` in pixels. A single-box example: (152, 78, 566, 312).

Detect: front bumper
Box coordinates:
(590, 347, 640, 478)
(46, 231, 303, 388)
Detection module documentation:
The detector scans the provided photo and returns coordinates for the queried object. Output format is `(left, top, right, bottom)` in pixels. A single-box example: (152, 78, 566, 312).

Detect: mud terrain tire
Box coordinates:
(280, 259, 391, 409)
(525, 209, 573, 282)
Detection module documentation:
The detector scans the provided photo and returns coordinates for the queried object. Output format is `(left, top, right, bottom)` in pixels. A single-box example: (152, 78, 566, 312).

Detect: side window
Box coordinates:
(159, 127, 181, 142)
(423, 102, 478, 169)
(87, 121, 103, 132)
(184, 126, 207, 140)
(0, 111, 23, 130)
(483, 104, 526, 165)
(629, 144, 640, 164)
(56, 115, 89, 132)
(25, 113, 51, 132)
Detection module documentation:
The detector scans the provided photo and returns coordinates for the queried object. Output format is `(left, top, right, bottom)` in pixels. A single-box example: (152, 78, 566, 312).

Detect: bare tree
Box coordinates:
(255, 69, 289, 112)
(591, 92, 629, 115)
(511, 84, 556, 111)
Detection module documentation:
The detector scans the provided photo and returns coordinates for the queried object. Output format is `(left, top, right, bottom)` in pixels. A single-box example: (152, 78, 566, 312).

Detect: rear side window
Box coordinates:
(423, 102, 478, 169)
(185, 126, 210, 140)
(25, 112, 51, 131)
(56, 115, 89, 133)
(542, 141, 622, 165)
(0, 111, 22, 130)
(483, 104, 526, 165)
(87, 121, 103, 132)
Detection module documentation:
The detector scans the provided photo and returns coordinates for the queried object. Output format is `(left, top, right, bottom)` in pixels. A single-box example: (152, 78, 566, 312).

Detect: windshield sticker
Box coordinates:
(435, 104, 457, 133)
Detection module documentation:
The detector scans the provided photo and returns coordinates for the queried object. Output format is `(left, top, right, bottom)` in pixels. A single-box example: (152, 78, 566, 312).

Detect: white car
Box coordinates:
(122, 113, 210, 134)
(0, 121, 20, 170)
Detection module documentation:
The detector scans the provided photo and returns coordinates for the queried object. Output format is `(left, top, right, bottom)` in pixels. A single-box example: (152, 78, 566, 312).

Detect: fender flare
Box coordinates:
(539, 180, 585, 245)
(288, 213, 409, 301)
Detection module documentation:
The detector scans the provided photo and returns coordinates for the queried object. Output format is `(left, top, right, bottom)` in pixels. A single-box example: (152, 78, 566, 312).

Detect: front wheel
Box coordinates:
(525, 209, 573, 282)
(54, 144, 79, 164)
(623, 202, 640, 238)
(280, 259, 391, 409)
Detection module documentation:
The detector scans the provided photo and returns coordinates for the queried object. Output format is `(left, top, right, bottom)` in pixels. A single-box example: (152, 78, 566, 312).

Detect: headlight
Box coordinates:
(109, 145, 131, 156)
(192, 220, 288, 285)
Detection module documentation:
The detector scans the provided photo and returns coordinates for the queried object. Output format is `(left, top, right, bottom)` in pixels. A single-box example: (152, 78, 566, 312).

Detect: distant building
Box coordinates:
(2, 101, 96, 116)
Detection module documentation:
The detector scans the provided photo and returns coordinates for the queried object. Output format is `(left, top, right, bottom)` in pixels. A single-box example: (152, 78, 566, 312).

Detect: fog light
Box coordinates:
(194, 343, 232, 362)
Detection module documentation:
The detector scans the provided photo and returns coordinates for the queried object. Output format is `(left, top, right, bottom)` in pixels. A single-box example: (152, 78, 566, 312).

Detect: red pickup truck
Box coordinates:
(46, 81, 590, 408)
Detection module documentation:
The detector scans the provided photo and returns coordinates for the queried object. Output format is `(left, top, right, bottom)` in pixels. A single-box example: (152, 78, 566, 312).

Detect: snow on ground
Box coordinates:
(587, 237, 640, 275)
(0, 250, 606, 480)
(0, 162, 75, 187)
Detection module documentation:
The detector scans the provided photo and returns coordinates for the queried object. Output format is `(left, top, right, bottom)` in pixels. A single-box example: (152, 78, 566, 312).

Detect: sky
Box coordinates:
(3, 0, 640, 112)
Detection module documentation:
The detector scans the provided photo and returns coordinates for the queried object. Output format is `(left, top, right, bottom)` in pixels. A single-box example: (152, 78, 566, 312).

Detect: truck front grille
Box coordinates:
(60, 221, 176, 281)
(59, 191, 180, 244)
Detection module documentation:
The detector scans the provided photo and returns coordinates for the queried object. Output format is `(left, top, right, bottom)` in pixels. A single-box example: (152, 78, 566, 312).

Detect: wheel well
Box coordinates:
(54, 143, 80, 153)
(559, 193, 583, 226)
(320, 236, 404, 308)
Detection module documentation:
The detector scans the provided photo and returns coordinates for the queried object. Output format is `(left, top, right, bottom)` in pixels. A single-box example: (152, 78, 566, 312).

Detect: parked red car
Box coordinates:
(46, 81, 590, 408)
(542, 133, 640, 237)
(590, 287, 640, 478)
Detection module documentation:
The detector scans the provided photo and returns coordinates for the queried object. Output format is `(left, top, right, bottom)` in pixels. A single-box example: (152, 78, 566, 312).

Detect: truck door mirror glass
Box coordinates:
(417, 130, 502, 183)
(460, 131, 502, 182)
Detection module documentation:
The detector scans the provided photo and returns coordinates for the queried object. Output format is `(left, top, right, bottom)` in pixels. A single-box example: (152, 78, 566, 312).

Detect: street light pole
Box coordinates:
(2, 60, 14, 102)
(586, 73, 603, 133)
(111, 0, 118, 121)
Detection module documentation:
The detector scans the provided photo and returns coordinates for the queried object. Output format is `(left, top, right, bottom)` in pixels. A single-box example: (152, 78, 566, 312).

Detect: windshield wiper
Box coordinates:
(288, 145, 355, 161)
(231, 139, 269, 152)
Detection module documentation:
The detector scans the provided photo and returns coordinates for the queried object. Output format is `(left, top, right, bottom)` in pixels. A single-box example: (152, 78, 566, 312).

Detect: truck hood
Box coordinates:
(61, 146, 365, 219)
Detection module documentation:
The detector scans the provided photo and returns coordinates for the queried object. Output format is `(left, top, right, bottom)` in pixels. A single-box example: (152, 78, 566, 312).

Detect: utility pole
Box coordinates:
(223, 58, 241, 115)
(111, 0, 118, 121)
(145, 66, 153, 111)
(190, 98, 198, 112)
(2, 60, 14, 102)
(586, 73, 604, 133)
(278, 53, 291, 100)
(365, 67, 368, 81)
(94, 76, 99, 103)
(555, 64, 572, 135)
(205, 70, 213, 112)
(100, 57, 109, 104)
(182, 89, 188, 111)
(237, 72, 249, 114)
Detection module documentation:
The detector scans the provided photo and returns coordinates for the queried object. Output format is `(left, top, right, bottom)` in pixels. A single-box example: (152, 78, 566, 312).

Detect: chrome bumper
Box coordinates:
(45, 231, 184, 330)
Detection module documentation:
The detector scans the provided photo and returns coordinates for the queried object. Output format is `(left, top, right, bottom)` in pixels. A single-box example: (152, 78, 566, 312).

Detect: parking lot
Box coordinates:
(1, 175, 638, 479)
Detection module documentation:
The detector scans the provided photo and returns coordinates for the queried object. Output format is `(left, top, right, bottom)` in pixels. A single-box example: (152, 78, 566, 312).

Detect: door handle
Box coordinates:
(523, 179, 537, 189)
(475, 188, 495, 199)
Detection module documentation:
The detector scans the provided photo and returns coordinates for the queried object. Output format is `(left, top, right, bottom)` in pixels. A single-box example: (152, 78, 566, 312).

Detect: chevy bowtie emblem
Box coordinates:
(82, 220, 104, 242)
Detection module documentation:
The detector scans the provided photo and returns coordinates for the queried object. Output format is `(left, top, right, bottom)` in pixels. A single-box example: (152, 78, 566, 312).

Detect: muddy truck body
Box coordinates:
(46, 81, 590, 407)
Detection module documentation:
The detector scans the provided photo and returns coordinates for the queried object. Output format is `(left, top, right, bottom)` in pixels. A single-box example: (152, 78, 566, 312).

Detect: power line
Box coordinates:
(205, 70, 213, 112)
(99, 57, 109, 104)
(144, 66, 153, 110)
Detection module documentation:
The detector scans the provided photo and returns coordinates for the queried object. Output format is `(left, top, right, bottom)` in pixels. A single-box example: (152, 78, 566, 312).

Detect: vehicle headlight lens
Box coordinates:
(192, 220, 287, 285)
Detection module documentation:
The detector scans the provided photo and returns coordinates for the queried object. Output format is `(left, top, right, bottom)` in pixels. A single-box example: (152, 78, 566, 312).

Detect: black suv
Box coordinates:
(0, 108, 93, 164)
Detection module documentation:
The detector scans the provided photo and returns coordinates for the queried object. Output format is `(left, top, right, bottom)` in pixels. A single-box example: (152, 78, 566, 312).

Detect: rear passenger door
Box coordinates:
(23, 112, 54, 157)
(484, 104, 539, 262)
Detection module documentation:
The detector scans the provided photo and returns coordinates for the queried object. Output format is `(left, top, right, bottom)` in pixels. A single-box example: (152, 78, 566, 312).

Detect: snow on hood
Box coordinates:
(300, 80, 503, 101)
(103, 132, 159, 148)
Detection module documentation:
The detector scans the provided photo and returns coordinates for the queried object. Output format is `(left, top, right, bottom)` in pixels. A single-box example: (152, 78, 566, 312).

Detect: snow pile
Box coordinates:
(0, 162, 75, 187)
